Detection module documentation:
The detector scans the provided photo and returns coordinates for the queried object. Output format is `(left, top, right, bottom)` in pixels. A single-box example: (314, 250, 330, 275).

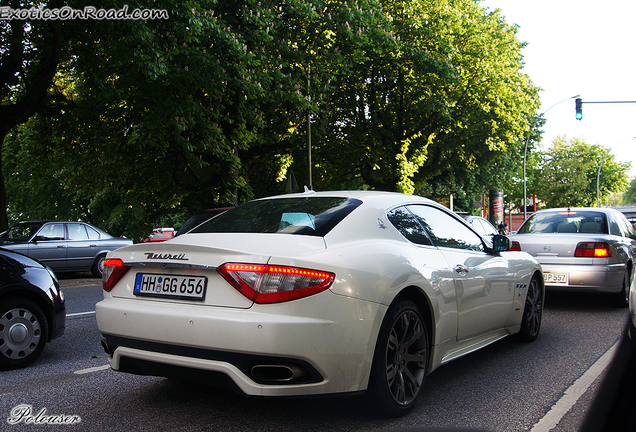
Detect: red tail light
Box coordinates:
(510, 241, 522, 252)
(574, 242, 612, 258)
(217, 263, 335, 304)
(103, 258, 131, 292)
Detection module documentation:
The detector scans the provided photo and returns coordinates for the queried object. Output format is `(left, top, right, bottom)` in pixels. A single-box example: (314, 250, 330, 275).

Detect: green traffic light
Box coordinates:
(575, 98, 583, 120)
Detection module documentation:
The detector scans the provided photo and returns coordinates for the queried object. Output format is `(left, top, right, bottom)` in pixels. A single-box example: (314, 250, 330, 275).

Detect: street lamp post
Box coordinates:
(596, 157, 607, 208)
(523, 95, 580, 219)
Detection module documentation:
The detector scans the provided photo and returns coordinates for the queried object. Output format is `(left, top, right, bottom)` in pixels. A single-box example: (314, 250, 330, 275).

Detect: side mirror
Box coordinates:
(492, 234, 511, 252)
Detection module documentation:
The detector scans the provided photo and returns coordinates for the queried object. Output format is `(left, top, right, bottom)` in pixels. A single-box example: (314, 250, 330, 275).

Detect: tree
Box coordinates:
(2, 0, 396, 238)
(308, 0, 540, 198)
(0, 0, 71, 229)
(623, 178, 636, 205)
(529, 136, 630, 208)
(2, 0, 542, 238)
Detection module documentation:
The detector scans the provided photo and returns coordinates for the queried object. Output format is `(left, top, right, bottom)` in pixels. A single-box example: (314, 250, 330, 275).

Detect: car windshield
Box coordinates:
(190, 197, 362, 237)
(0, 222, 45, 241)
(517, 210, 608, 234)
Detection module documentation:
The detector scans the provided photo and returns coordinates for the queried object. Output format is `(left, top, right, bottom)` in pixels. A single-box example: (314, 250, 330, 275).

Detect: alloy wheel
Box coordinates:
(385, 309, 428, 406)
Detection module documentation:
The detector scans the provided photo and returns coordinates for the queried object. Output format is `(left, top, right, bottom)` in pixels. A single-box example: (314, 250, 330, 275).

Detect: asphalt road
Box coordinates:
(0, 276, 629, 431)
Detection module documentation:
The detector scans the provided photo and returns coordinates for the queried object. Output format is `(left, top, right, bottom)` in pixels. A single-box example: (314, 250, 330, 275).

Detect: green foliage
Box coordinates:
(2, 0, 542, 237)
(528, 136, 630, 208)
(310, 0, 539, 200)
(623, 178, 636, 205)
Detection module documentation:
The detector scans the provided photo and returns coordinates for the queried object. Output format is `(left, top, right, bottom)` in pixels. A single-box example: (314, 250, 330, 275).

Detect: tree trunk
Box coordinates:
(0, 19, 63, 228)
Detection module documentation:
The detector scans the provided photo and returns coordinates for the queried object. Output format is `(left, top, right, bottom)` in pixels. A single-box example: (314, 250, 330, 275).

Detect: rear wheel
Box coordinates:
(92, 254, 106, 278)
(0, 298, 49, 370)
(518, 275, 543, 342)
(367, 299, 428, 417)
(611, 268, 631, 308)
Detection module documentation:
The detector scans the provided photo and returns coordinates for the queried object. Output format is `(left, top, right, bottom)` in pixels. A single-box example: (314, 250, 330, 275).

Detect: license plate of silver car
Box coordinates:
(133, 273, 207, 300)
(543, 272, 568, 285)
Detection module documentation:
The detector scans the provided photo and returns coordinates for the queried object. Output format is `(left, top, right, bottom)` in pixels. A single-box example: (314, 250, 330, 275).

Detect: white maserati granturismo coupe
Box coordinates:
(96, 190, 543, 416)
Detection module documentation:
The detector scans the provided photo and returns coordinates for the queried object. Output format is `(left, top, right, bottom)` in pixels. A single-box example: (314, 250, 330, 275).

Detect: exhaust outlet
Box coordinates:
(250, 364, 307, 382)
(100, 338, 113, 356)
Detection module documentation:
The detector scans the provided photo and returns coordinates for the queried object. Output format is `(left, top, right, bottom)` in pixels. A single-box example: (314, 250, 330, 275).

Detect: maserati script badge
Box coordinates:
(144, 252, 188, 261)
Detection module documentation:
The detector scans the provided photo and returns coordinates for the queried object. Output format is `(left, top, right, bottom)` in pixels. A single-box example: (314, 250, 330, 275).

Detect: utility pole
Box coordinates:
(306, 67, 312, 190)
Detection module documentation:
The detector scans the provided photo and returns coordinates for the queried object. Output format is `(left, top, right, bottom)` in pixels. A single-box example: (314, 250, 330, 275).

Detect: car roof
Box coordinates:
(263, 190, 437, 206)
(533, 207, 618, 215)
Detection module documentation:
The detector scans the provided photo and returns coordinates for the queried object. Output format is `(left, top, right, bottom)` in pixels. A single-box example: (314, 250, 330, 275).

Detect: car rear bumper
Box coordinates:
(95, 292, 385, 396)
(541, 263, 626, 293)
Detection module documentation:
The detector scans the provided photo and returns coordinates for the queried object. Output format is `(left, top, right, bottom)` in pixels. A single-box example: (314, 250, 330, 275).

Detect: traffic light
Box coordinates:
(575, 98, 583, 120)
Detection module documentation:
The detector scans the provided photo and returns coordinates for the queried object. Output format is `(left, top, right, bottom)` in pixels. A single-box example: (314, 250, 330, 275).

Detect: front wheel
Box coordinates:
(0, 298, 49, 370)
(517, 274, 543, 342)
(367, 299, 429, 417)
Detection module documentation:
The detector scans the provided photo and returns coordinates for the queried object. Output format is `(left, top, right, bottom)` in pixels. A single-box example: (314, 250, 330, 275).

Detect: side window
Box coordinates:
(37, 223, 66, 241)
(86, 225, 101, 240)
(609, 216, 622, 236)
(615, 212, 636, 238)
(479, 219, 498, 236)
(387, 207, 432, 246)
(68, 223, 89, 240)
(407, 205, 484, 252)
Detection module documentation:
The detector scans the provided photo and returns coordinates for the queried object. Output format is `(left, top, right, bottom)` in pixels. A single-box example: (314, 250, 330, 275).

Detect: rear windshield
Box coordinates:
(176, 209, 230, 236)
(517, 211, 608, 234)
(190, 197, 362, 237)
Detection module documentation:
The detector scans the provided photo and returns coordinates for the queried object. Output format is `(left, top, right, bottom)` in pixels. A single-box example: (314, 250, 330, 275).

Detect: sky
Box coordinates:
(481, 0, 636, 178)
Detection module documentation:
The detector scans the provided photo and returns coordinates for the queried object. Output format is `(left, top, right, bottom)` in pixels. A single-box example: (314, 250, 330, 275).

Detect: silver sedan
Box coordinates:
(509, 207, 636, 306)
(0, 221, 132, 277)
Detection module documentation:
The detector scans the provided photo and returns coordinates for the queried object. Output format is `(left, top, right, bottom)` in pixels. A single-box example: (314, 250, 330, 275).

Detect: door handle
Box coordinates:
(57, 245, 66, 249)
(454, 265, 469, 275)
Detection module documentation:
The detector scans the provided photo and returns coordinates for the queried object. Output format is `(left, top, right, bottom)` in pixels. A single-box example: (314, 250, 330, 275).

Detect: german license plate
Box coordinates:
(134, 273, 207, 300)
(544, 272, 568, 285)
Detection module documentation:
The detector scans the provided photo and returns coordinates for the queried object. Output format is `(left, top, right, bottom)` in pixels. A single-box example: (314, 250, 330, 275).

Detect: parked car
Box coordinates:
(0, 221, 133, 277)
(141, 227, 175, 243)
(175, 208, 231, 236)
(96, 190, 543, 416)
(463, 215, 499, 237)
(509, 207, 636, 307)
(0, 248, 65, 370)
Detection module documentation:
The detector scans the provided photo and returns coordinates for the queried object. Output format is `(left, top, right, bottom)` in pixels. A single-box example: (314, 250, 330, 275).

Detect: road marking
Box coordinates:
(67, 311, 95, 318)
(74, 365, 110, 375)
(531, 341, 619, 432)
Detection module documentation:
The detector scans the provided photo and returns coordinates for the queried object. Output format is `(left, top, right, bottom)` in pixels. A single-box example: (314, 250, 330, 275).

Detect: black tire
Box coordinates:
(367, 299, 429, 417)
(517, 274, 543, 342)
(92, 254, 106, 278)
(0, 298, 49, 370)
(610, 268, 631, 308)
